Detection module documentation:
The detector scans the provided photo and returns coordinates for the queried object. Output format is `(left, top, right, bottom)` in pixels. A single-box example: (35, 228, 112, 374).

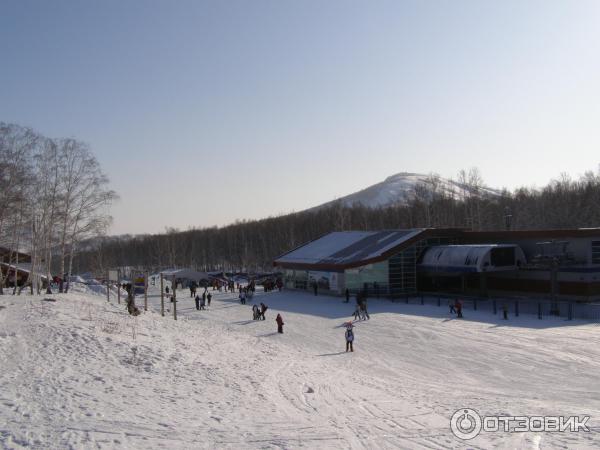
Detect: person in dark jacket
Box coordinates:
(360, 299, 370, 320)
(276, 313, 284, 333)
(353, 305, 361, 321)
(207, 292, 212, 307)
(195, 294, 200, 310)
(345, 288, 350, 303)
(260, 303, 268, 320)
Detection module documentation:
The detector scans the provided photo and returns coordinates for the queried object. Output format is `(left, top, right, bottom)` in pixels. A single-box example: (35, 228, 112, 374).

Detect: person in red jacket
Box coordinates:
(276, 313, 284, 333)
(455, 299, 463, 318)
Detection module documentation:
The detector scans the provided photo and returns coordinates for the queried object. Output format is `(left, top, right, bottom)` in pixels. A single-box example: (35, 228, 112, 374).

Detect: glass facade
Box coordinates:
(344, 261, 388, 291)
(388, 246, 417, 295)
(388, 237, 456, 296)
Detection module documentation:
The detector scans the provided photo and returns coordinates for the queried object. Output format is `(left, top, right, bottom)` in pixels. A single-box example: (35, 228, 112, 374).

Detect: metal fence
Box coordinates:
(390, 292, 600, 322)
(345, 284, 600, 322)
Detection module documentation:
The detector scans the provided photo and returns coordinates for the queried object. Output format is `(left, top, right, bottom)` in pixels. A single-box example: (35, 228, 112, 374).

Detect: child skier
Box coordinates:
(276, 313, 284, 333)
(345, 324, 354, 352)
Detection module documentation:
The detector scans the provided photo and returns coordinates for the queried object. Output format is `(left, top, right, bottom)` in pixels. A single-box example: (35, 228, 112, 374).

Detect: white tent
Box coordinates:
(158, 268, 210, 283)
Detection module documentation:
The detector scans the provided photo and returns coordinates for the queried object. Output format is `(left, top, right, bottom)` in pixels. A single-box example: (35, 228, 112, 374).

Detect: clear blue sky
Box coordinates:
(2, 0, 600, 234)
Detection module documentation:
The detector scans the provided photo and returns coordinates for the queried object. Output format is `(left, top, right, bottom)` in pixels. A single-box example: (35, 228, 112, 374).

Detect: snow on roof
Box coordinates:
(275, 229, 425, 267)
(0, 262, 47, 279)
(159, 268, 210, 281)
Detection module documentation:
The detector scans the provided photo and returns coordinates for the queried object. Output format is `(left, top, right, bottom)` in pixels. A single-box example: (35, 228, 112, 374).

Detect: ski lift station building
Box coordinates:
(273, 228, 600, 300)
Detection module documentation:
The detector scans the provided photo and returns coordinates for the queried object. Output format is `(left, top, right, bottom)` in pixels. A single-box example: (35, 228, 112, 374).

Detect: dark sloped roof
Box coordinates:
(274, 229, 431, 270)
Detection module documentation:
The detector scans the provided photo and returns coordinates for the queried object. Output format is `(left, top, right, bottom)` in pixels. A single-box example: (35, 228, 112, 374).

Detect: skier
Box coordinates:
(360, 299, 370, 320)
(313, 282, 318, 296)
(207, 292, 212, 308)
(260, 302, 268, 320)
(345, 288, 350, 303)
(195, 294, 200, 311)
(200, 295, 206, 310)
(345, 324, 354, 352)
(276, 313, 284, 333)
(252, 304, 260, 320)
(455, 299, 463, 318)
(353, 305, 362, 321)
(449, 299, 456, 314)
(502, 303, 508, 320)
(202, 291, 207, 307)
(239, 290, 246, 305)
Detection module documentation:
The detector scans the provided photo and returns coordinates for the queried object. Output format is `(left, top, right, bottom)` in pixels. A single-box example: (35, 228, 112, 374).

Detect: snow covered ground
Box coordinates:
(1, 286, 600, 449)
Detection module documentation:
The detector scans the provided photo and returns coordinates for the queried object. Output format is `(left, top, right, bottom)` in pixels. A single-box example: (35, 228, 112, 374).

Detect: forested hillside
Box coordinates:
(74, 169, 600, 274)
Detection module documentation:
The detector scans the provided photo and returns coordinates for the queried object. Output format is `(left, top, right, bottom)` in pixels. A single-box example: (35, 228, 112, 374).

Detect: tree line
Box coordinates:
(0, 122, 117, 294)
(73, 168, 600, 275)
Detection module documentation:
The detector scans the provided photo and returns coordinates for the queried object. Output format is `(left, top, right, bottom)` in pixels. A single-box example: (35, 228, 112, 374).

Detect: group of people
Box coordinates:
(195, 289, 212, 310)
(242, 287, 284, 333)
(252, 302, 269, 320)
(262, 279, 283, 292)
(211, 279, 236, 292)
(239, 287, 255, 304)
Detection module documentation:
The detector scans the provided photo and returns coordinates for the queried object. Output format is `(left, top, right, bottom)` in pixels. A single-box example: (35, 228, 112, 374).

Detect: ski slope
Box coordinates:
(1, 286, 599, 449)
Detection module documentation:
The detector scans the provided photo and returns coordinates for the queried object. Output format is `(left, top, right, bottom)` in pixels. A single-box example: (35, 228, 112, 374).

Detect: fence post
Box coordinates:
(106, 271, 110, 302)
(538, 302, 542, 320)
(515, 300, 519, 317)
(117, 270, 121, 305)
(568, 301, 573, 321)
(144, 271, 148, 312)
(160, 273, 164, 317)
(173, 276, 177, 321)
(493, 299, 497, 315)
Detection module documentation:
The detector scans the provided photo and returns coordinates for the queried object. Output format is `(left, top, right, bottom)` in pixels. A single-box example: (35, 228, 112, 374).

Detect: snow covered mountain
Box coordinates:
(314, 172, 501, 210)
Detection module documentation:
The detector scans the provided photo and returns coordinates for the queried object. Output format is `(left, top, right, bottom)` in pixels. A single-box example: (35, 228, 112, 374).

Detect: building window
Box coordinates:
(592, 241, 600, 264)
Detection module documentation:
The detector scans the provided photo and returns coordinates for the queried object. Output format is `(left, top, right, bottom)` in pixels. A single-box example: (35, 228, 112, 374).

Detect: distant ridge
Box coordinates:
(312, 172, 501, 210)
